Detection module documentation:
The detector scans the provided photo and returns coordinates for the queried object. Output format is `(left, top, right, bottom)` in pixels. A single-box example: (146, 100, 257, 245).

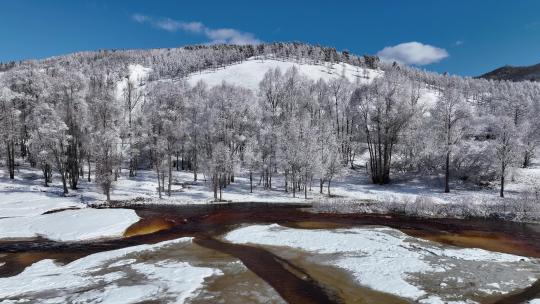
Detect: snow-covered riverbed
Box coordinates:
(0, 238, 222, 303)
(225, 224, 540, 303)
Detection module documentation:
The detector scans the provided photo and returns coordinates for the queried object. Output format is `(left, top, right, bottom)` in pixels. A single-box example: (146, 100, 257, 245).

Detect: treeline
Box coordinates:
(1, 42, 378, 83)
(0, 44, 539, 202)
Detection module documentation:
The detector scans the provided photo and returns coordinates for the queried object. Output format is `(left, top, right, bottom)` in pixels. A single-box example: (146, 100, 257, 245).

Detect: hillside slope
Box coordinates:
(126, 57, 437, 110)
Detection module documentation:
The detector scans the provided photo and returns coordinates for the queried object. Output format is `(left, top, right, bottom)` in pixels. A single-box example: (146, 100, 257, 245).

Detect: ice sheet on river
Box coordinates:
(225, 224, 539, 302)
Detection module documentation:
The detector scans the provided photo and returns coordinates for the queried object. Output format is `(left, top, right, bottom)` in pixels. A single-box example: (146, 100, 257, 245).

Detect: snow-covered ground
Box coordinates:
(0, 237, 221, 303)
(0, 191, 82, 218)
(224, 224, 539, 302)
(0, 167, 139, 241)
(2, 157, 539, 210)
(187, 58, 382, 91)
(0, 208, 139, 241)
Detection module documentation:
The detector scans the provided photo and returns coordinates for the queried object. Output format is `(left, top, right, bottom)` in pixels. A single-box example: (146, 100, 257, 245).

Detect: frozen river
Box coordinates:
(1, 203, 539, 303)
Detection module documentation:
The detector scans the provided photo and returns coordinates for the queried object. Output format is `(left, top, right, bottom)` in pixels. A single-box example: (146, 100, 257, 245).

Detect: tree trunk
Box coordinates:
(219, 175, 223, 201)
(7, 141, 15, 179)
(320, 179, 324, 194)
(249, 172, 253, 193)
(67, 142, 79, 190)
(523, 151, 531, 168)
(193, 153, 198, 181)
(167, 152, 172, 197)
(213, 175, 218, 201)
(87, 157, 91, 182)
(156, 166, 162, 199)
(43, 164, 49, 187)
(328, 179, 332, 197)
(292, 173, 296, 198)
(444, 150, 450, 193)
(106, 187, 111, 203)
(60, 171, 69, 196)
(500, 164, 505, 198)
(284, 170, 288, 193)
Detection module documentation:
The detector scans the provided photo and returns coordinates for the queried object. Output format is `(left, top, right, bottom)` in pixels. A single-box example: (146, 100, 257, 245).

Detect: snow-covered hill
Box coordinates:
(126, 58, 439, 109)
(186, 58, 383, 92)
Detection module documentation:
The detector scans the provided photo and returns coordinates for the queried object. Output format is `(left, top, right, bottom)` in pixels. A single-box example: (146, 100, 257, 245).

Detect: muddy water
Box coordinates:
(1, 203, 540, 303)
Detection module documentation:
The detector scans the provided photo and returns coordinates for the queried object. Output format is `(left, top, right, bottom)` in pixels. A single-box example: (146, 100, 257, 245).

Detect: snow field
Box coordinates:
(187, 58, 383, 91)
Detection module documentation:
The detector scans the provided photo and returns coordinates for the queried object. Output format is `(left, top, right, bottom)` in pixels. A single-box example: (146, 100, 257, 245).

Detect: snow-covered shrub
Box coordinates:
(311, 193, 540, 223)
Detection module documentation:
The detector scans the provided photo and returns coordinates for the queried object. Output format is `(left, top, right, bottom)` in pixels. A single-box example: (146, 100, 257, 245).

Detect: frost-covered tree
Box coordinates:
(494, 118, 518, 198)
(50, 68, 88, 190)
(350, 70, 417, 184)
(432, 82, 470, 193)
(28, 103, 71, 194)
(242, 138, 260, 193)
(0, 86, 22, 179)
(204, 142, 232, 201)
(145, 81, 186, 197)
(88, 77, 121, 202)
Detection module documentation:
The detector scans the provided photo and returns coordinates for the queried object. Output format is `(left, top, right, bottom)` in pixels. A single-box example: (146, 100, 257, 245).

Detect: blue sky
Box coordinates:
(1, 0, 539, 76)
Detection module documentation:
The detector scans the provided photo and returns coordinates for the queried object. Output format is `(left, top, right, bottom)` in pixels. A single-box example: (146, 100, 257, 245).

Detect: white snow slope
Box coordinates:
(187, 58, 382, 92)
(115, 64, 152, 101)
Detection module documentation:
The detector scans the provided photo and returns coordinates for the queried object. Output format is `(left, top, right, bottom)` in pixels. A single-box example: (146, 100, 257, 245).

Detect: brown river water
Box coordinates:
(1, 202, 540, 303)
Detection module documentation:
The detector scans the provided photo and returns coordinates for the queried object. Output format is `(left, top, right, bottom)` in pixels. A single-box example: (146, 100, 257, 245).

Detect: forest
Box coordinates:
(1, 42, 539, 203)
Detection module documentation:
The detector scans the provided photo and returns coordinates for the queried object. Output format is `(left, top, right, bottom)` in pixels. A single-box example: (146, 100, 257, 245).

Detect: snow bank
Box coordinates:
(0, 237, 221, 303)
(0, 192, 84, 217)
(312, 194, 540, 223)
(0, 208, 139, 241)
(187, 58, 382, 92)
(225, 224, 532, 301)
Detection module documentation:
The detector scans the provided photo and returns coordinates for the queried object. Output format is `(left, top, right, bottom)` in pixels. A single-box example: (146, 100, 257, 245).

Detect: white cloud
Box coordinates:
(154, 18, 205, 33)
(132, 14, 261, 45)
(132, 13, 149, 23)
(454, 40, 464, 46)
(205, 28, 260, 45)
(376, 42, 449, 66)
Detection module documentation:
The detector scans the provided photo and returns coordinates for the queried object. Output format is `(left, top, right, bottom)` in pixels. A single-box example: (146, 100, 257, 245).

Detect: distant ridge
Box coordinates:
(478, 62, 540, 82)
